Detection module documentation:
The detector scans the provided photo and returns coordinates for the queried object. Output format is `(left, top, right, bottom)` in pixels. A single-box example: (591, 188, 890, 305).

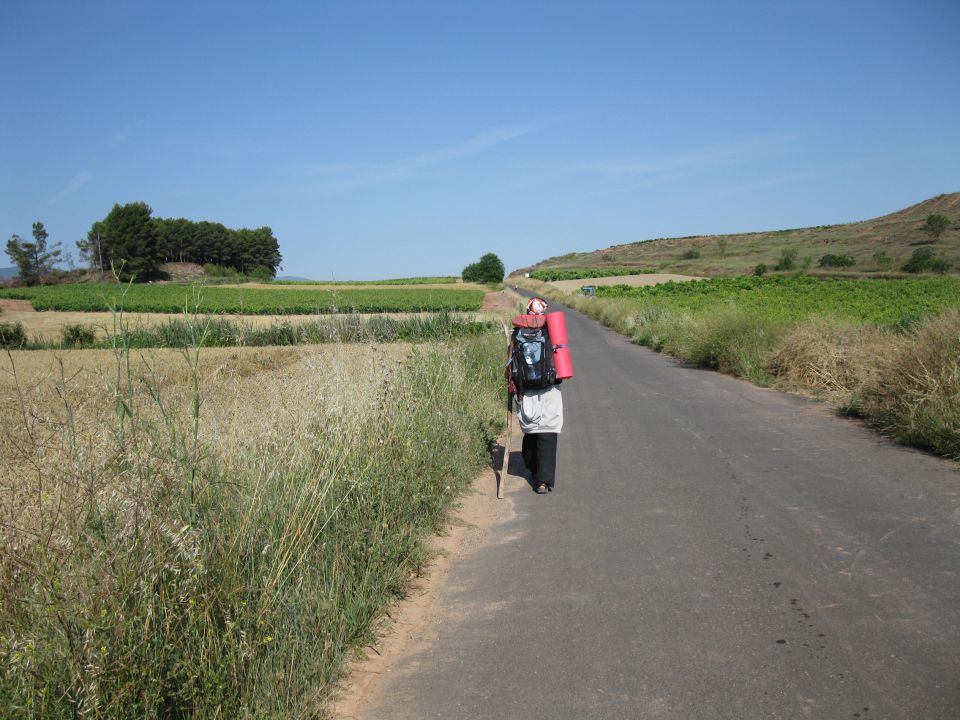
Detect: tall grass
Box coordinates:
(0, 313, 504, 717)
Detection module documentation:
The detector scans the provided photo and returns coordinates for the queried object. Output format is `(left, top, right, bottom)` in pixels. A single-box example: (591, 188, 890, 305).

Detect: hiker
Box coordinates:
(507, 296, 564, 494)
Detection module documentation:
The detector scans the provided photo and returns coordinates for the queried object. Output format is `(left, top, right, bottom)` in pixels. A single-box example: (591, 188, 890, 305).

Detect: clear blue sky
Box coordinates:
(2, 0, 958, 279)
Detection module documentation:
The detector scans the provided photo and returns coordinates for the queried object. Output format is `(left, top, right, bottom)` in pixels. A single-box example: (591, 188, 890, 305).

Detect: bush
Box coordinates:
(61, 323, 97, 347)
(928, 258, 953, 274)
(0, 321, 26, 348)
(681, 247, 701, 260)
(818, 253, 855, 268)
(774, 247, 798, 271)
(902, 246, 951, 273)
(203, 263, 242, 278)
(872, 251, 892, 269)
(754, 263, 768, 276)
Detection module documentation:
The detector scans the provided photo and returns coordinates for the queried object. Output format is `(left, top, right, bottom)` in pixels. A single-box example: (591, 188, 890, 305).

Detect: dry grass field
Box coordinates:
(1, 329, 505, 716)
(1, 344, 400, 510)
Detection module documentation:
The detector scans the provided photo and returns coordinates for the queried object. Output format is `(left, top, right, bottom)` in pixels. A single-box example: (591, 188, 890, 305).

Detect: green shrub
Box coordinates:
(872, 251, 893, 269)
(681, 247, 701, 260)
(754, 263, 768, 276)
(818, 253, 855, 268)
(61, 323, 97, 347)
(774, 247, 798, 271)
(928, 257, 953, 274)
(902, 246, 951, 273)
(0, 321, 26, 348)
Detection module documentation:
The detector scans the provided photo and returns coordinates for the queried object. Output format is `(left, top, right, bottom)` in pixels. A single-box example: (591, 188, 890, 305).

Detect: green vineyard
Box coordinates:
(594, 275, 960, 325)
(0, 283, 485, 314)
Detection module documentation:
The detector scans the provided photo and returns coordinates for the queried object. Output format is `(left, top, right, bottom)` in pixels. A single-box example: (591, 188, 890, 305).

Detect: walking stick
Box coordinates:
(499, 393, 512, 499)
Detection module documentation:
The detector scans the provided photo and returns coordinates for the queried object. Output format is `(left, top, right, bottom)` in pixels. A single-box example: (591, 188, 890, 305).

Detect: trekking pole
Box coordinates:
(499, 393, 512, 499)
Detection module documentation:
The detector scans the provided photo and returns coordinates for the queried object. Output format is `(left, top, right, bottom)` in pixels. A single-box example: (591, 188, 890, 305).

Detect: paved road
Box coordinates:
(363, 297, 960, 720)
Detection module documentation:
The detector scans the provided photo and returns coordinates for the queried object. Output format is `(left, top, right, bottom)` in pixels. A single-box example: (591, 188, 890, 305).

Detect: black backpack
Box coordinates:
(511, 324, 556, 393)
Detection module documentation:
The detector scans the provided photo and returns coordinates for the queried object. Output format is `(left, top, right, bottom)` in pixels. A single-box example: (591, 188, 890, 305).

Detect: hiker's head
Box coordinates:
(526, 297, 548, 315)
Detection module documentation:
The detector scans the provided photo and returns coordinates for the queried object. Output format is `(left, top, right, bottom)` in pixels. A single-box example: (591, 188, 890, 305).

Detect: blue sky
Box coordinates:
(2, 0, 958, 279)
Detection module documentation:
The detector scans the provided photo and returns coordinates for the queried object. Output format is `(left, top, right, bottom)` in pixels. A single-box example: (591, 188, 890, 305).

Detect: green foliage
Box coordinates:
(0, 321, 26, 348)
(83, 204, 282, 278)
(924, 213, 950, 241)
(0, 283, 485, 314)
(928, 257, 953, 274)
(754, 263, 768, 276)
(46, 314, 497, 350)
(902, 246, 953, 274)
(96, 202, 162, 279)
(681, 247, 701, 260)
(818, 253, 855, 268)
(61, 324, 97, 348)
(594, 275, 960, 325)
(774, 247, 799, 271)
(5, 222, 62, 285)
(529, 267, 655, 282)
(462, 253, 504, 284)
(872, 250, 893, 269)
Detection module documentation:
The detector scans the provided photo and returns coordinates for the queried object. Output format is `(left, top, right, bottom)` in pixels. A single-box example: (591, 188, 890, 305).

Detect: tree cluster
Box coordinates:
(79, 202, 282, 279)
(818, 253, 855, 268)
(5, 222, 62, 286)
(462, 252, 505, 284)
(902, 246, 952, 274)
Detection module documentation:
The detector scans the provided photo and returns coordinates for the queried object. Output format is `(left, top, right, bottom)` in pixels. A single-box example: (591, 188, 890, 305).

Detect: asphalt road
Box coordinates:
(362, 296, 960, 720)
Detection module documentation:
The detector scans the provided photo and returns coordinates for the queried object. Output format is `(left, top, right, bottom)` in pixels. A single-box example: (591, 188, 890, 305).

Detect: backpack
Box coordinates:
(510, 317, 556, 393)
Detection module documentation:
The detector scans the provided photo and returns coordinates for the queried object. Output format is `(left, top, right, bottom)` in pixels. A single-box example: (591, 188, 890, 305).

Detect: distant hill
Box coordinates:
(518, 192, 960, 278)
(0, 267, 18, 279)
(276, 275, 314, 282)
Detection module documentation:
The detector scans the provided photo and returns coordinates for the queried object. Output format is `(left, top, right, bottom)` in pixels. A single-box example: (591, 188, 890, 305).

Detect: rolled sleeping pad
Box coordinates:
(545, 311, 574, 380)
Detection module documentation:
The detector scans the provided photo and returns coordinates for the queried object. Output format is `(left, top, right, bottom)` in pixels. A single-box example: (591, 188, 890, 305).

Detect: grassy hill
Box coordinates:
(518, 192, 960, 278)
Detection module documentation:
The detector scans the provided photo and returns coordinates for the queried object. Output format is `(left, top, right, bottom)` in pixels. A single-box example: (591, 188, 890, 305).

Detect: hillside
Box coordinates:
(517, 192, 960, 278)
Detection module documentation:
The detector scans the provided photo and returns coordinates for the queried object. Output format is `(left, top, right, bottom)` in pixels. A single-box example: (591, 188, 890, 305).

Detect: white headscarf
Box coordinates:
(526, 297, 548, 315)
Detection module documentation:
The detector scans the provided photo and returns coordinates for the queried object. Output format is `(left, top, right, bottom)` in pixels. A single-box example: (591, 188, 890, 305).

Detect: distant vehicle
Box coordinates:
(580, 285, 595, 296)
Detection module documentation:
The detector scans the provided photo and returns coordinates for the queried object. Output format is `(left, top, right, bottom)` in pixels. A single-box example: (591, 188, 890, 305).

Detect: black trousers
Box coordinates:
(521, 432, 558, 488)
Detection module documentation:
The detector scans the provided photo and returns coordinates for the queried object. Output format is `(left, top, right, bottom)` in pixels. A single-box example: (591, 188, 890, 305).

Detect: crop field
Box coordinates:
(594, 275, 960, 325)
(528, 267, 656, 281)
(0, 305, 499, 345)
(1, 334, 504, 716)
(271, 275, 460, 285)
(0, 282, 485, 314)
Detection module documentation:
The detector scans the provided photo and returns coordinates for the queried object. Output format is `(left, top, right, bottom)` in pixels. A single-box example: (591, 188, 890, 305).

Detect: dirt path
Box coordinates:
(0, 299, 33, 313)
(331, 457, 516, 719)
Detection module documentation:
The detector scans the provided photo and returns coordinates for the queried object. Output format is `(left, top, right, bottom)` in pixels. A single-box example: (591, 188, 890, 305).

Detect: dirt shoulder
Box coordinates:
(330, 458, 514, 719)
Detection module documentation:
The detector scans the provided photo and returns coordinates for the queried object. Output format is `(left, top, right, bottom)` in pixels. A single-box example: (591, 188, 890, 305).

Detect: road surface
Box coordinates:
(361, 296, 960, 720)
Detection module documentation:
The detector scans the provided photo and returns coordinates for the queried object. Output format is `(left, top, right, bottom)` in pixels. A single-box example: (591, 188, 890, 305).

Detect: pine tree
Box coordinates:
(5, 222, 61, 285)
